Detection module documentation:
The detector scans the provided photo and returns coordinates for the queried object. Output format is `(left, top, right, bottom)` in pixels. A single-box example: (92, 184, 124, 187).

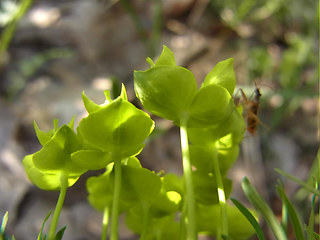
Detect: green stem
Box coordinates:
(101, 207, 110, 240)
(317, 3, 319, 234)
(140, 204, 150, 240)
(180, 118, 197, 240)
(212, 148, 228, 239)
(48, 173, 68, 240)
(0, 0, 34, 56)
(110, 158, 122, 240)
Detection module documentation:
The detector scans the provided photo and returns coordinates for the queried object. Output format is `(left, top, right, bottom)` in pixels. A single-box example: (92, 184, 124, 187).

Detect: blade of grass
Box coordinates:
(0, 0, 34, 56)
(37, 211, 51, 240)
(0, 212, 8, 234)
(241, 177, 287, 240)
(306, 194, 316, 240)
(276, 183, 305, 240)
(275, 168, 320, 196)
(55, 226, 67, 240)
(313, 232, 320, 239)
(231, 198, 266, 240)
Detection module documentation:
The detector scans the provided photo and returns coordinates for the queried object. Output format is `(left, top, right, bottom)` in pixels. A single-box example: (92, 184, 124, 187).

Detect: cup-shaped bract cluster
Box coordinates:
(23, 118, 86, 190)
(71, 85, 155, 170)
(133, 45, 254, 239)
(134, 45, 236, 128)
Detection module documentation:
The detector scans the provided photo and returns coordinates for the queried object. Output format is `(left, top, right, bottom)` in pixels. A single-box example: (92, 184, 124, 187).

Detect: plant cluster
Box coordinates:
(1, 46, 318, 240)
(10, 45, 253, 240)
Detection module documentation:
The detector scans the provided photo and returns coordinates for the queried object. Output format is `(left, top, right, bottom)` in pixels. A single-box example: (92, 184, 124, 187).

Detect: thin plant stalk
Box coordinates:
(212, 149, 228, 239)
(0, 0, 34, 56)
(110, 158, 122, 240)
(140, 204, 150, 240)
(180, 118, 197, 240)
(101, 207, 110, 240)
(47, 174, 68, 240)
(316, 151, 320, 234)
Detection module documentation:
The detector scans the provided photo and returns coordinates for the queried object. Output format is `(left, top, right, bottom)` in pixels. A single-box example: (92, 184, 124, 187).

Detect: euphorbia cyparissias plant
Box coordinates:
(134, 45, 235, 128)
(134, 45, 247, 239)
(71, 84, 154, 170)
(71, 84, 155, 240)
(23, 117, 86, 190)
(23, 117, 87, 240)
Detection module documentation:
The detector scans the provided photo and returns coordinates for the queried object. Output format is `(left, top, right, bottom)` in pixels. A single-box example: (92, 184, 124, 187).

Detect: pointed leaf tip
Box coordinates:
(120, 84, 127, 100)
(202, 58, 236, 95)
(146, 57, 155, 67)
(82, 91, 100, 113)
(155, 45, 176, 66)
(104, 90, 112, 103)
(68, 115, 76, 130)
(33, 121, 51, 146)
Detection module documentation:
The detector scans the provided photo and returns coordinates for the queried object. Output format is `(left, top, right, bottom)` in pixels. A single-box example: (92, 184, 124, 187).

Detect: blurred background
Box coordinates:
(0, 0, 318, 239)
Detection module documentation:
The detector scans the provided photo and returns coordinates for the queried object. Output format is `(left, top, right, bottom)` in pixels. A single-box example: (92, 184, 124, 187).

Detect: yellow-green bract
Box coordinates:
(23, 118, 86, 190)
(134, 45, 237, 128)
(71, 84, 155, 170)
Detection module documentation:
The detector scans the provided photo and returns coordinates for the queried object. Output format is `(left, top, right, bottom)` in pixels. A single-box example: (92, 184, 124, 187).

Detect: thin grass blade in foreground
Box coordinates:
(242, 177, 287, 240)
(37, 211, 51, 240)
(275, 168, 320, 196)
(231, 198, 266, 240)
(277, 183, 305, 240)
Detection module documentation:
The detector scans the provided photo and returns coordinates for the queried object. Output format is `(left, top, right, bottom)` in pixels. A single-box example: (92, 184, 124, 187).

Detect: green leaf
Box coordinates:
(82, 91, 101, 113)
(86, 167, 114, 211)
(53, 119, 59, 131)
(188, 107, 245, 147)
(55, 226, 67, 240)
(121, 165, 162, 204)
(306, 194, 316, 240)
(202, 58, 236, 95)
(313, 232, 320, 239)
(146, 57, 155, 67)
(148, 214, 180, 240)
(190, 145, 239, 176)
(188, 84, 234, 127)
(86, 163, 145, 213)
(71, 150, 113, 170)
(217, 145, 239, 175)
(0, 212, 8, 234)
(242, 177, 287, 240)
(148, 190, 181, 218)
(122, 156, 142, 168)
(34, 121, 52, 146)
(161, 173, 184, 197)
(147, 176, 182, 219)
(23, 155, 79, 190)
(213, 107, 245, 145)
(67, 115, 75, 130)
(275, 168, 320, 196)
(77, 98, 154, 159)
(231, 198, 266, 240)
(154, 45, 176, 66)
(277, 184, 305, 240)
(37, 211, 51, 240)
(196, 203, 256, 239)
(119, 83, 128, 100)
(103, 90, 112, 103)
(134, 66, 197, 123)
(33, 125, 85, 175)
(125, 209, 180, 239)
(192, 171, 232, 205)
